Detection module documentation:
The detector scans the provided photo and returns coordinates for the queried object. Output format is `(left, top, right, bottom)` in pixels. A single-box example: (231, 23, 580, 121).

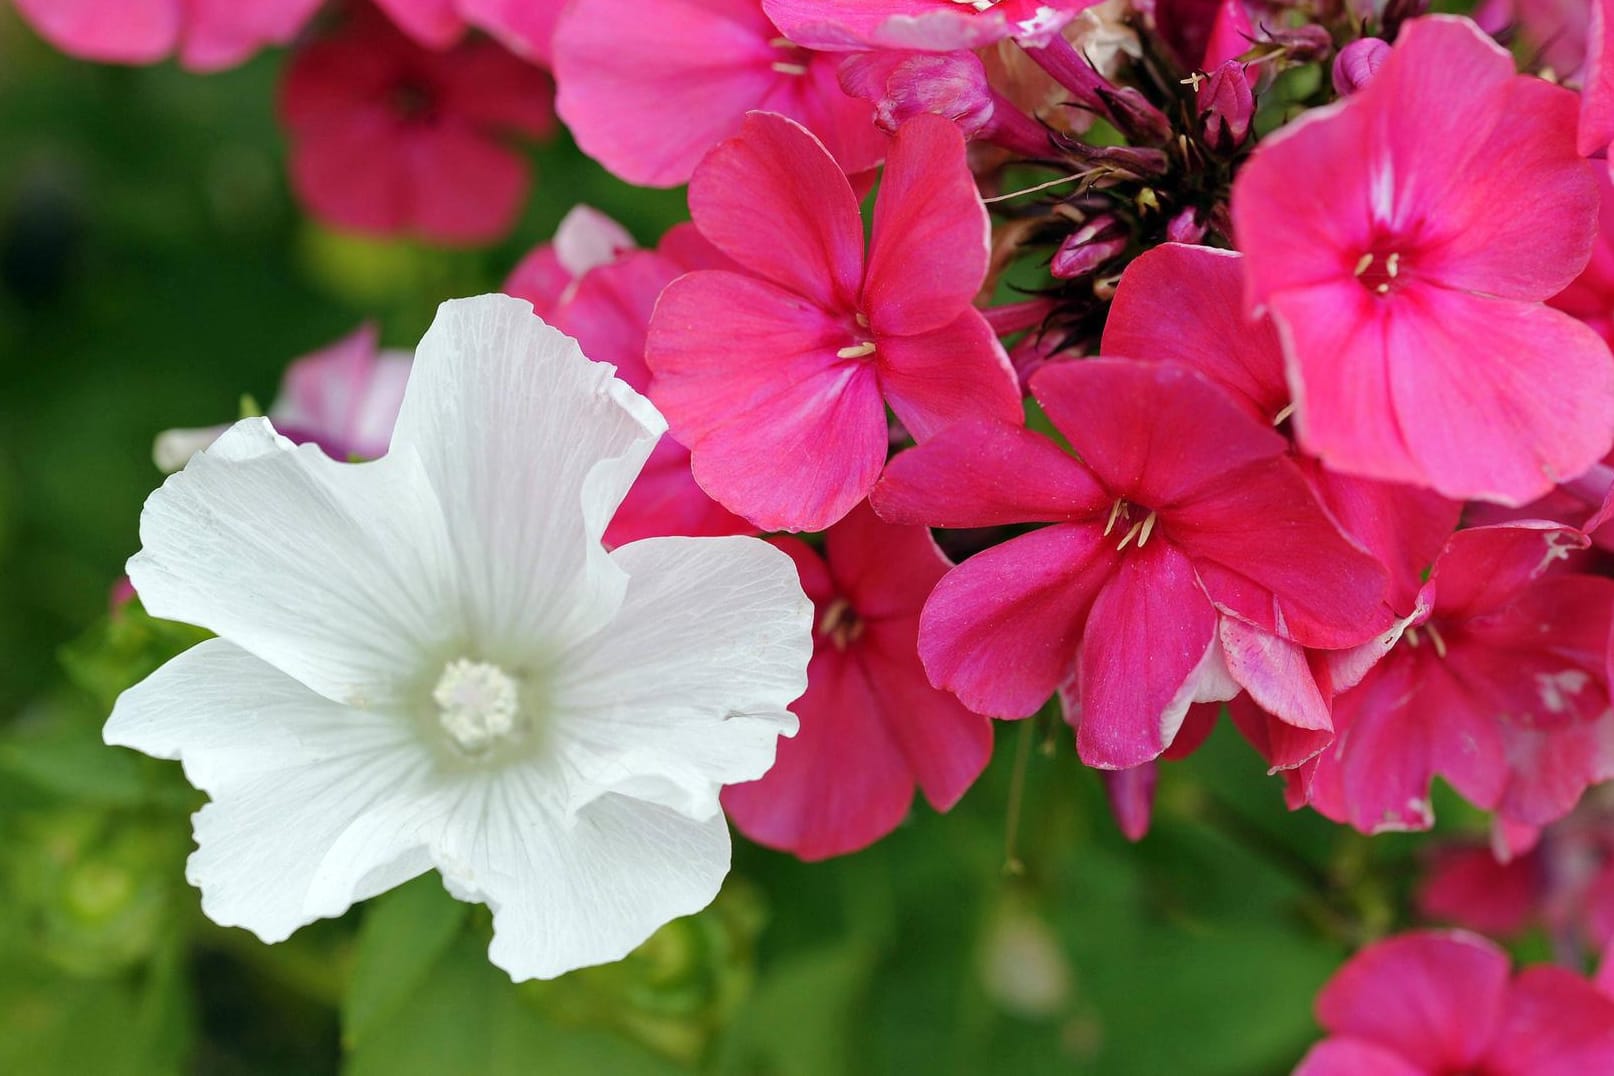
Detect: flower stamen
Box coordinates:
(433, 658, 522, 754)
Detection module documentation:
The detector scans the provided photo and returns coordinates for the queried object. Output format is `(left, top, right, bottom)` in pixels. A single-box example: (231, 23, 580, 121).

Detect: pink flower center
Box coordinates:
(1103, 497, 1160, 551)
(390, 79, 438, 122)
(946, 0, 1003, 9)
(769, 36, 809, 77)
(836, 312, 877, 361)
(1402, 621, 1450, 658)
(818, 597, 865, 650)
(1353, 248, 1408, 297)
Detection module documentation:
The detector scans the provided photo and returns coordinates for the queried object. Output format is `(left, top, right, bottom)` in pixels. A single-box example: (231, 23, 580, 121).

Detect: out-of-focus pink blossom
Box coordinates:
(1418, 803, 1614, 952)
(647, 111, 1022, 532)
(12, 0, 323, 70)
(872, 359, 1390, 770)
(763, 0, 1096, 51)
(504, 209, 754, 547)
(1475, 0, 1591, 79)
(1235, 15, 1614, 506)
(552, 0, 885, 188)
(1294, 523, 1614, 835)
(279, 5, 555, 244)
(154, 325, 411, 473)
(1297, 930, 1614, 1075)
(723, 503, 994, 859)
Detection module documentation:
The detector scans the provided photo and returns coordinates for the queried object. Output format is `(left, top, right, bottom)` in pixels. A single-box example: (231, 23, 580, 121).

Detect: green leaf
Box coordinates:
(342, 874, 467, 1048)
(714, 943, 874, 1076)
(344, 932, 687, 1076)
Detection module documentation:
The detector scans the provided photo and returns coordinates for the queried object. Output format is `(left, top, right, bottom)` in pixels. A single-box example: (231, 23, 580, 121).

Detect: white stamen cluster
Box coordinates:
(433, 658, 521, 753)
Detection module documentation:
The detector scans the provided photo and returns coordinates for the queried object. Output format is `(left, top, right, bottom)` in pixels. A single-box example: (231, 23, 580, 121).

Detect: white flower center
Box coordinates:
(433, 658, 522, 753)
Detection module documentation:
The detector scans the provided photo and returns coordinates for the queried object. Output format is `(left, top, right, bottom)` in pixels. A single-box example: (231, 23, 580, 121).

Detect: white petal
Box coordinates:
(390, 294, 666, 651)
(433, 781, 731, 981)
(551, 536, 811, 819)
(106, 639, 441, 942)
(129, 418, 459, 707)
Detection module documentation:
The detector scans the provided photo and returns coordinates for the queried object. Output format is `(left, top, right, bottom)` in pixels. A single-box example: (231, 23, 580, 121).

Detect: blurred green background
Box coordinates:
(0, 10, 1479, 1074)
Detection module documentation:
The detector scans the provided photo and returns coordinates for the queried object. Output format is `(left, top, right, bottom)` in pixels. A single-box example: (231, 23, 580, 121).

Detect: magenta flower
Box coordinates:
(1233, 15, 1614, 505)
(279, 6, 555, 244)
(1297, 930, 1614, 1075)
(552, 0, 884, 187)
(762, 0, 1094, 51)
(646, 110, 1022, 532)
(872, 359, 1389, 770)
(506, 211, 754, 547)
(723, 503, 993, 859)
(1102, 243, 1457, 754)
(1298, 523, 1614, 834)
(12, 0, 322, 70)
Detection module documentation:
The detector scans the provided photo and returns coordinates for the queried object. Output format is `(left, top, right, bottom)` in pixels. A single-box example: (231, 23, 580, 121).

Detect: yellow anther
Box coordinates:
(836, 341, 877, 359)
(1353, 253, 1374, 276)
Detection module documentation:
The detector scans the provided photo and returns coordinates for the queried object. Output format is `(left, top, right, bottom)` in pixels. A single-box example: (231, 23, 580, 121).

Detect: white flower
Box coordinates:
(107, 294, 812, 981)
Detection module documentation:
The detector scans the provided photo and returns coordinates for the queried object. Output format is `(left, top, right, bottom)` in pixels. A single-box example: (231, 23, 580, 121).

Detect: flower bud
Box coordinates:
(1197, 60, 1254, 150)
(1051, 214, 1128, 280)
(1166, 207, 1208, 244)
(1266, 24, 1333, 63)
(1332, 38, 1390, 96)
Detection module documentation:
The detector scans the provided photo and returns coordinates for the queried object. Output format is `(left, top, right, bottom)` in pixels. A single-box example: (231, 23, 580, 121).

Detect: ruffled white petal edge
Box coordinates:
(551, 535, 811, 819)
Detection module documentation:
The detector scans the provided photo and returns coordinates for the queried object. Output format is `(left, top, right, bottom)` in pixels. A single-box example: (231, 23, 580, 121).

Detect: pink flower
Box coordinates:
(12, 0, 322, 70)
(1233, 15, 1614, 505)
(1297, 522, 1614, 835)
(646, 110, 1022, 532)
(279, 5, 555, 244)
(762, 0, 1094, 51)
(722, 503, 993, 859)
(504, 209, 753, 547)
(153, 325, 411, 471)
(1552, 167, 1614, 348)
(1418, 809, 1614, 951)
(552, 0, 885, 187)
(372, 0, 565, 63)
(871, 359, 1390, 770)
(1297, 930, 1614, 1075)
(1102, 242, 1458, 756)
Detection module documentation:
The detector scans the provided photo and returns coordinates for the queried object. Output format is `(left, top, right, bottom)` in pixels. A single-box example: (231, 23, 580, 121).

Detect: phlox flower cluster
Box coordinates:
(35, 0, 1614, 1058)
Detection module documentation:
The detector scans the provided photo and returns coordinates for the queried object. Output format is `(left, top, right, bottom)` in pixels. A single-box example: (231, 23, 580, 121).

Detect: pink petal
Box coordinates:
(458, 0, 565, 63)
(371, 0, 464, 48)
(1416, 845, 1541, 938)
(1315, 930, 1510, 1073)
(861, 620, 995, 810)
(1268, 281, 1426, 487)
(604, 438, 755, 547)
(872, 419, 1109, 528)
(1294, 1037, 1428, 1076)
(647, 270, 887, 532)
(1218, 618, 1331, 732)
(864, 114, 989, 336)
(1486, 966, 1614, 1075)
(12, 0, 179, 64)
(1409, 77, 1595, 301)
(431, 39, 557, 139)
(1077, 539, 1223, 769)
(875, 308, 1024, 440)
(723, 647, 916, 860)
(550, 250, 677, 392)
(688, 112, 865, 312)
(1495, 708, 1614, 828)
(1384, 284, 1614, 505)
(1167, 460, 1392, 650)
(1030, 359, 1288, 508)
(1100, 763, 1157, 842)
(1102, 243, 1289, 423)
(181, 0, 323, 71)
(401, 123, 532, 244)
(554, 0, 878, 186)
(823, 499, 946, 619)
(919, 523, 1117, 718)
(1227, 695, 1333, 771)
(1584, 0, 1614, 155)
(1306, 464, 1461, 615)
(1429, 522, 1591, 620)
